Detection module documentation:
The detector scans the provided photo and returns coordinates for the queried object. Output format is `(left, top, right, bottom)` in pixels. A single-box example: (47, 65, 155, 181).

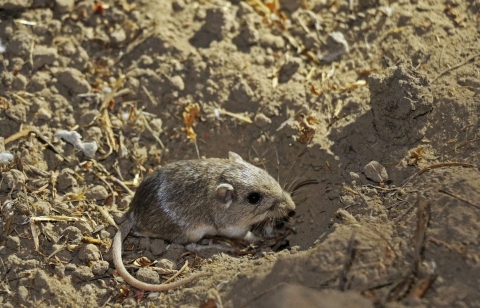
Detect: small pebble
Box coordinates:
(363, 161, 388, 183)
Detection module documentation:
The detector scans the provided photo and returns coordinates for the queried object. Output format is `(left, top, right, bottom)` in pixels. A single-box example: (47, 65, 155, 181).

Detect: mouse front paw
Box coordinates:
(243, 231, 260, 244)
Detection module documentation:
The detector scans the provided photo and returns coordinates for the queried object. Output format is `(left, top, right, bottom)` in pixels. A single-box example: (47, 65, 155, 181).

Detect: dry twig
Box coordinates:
(30, 216, 88, 252)
(446, 137, 480, 154)
(438, 189, 480, 210)
(432, 52, 480, 83)
(400, 162, 476, 187)
(162, 260, 189, 284)
(5, 128, 69, 161)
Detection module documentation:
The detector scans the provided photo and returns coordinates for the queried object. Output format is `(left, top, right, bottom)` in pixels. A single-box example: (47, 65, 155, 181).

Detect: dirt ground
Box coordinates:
(0, 0, 479, 307)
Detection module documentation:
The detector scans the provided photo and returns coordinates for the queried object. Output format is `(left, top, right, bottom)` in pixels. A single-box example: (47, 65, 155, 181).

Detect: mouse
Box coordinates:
(112, 151, 296, 291)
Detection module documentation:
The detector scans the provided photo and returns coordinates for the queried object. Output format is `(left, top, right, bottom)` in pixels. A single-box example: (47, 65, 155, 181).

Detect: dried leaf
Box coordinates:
(0, 96, 9, 109)
(183, 103, 201, 141)
(63, 192, 86, 201)
(134, 256, 153, 267)
(93, 2, 108, 14)
(101, 237, 113, 253)
(408, 147, 425, 166)
(305, 115, 319, 125)
(82, 236, 103, 245)
(310, 84, 321, 96)
(118, 285, 129, 297)
(265, 0, 278, 13)
(296, 115, 318, 144)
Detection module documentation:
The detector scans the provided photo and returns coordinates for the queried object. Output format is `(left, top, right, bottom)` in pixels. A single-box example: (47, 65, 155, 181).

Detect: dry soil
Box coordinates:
(0, 0, 479, 307)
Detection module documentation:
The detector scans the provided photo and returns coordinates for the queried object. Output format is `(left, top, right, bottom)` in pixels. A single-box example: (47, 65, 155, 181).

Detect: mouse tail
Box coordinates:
(112, 221, 208, 292)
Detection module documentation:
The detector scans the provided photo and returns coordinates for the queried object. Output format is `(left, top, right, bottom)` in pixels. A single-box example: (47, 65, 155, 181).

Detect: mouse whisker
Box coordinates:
(285, 176, 300, 194)
(282, 147, 308, 189)
(251, 220, 264, 232)
(274, 147, 280, 184)
(282, 160, 298, 190)
(291, 179, 319, 196)
(251, 145, 268, 173)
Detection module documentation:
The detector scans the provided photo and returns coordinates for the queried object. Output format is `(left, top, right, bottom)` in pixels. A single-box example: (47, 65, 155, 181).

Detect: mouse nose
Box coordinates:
(282, 192, 296, 212)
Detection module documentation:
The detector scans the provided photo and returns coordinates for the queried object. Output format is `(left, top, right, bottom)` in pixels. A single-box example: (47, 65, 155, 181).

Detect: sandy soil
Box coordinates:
(0, 0, 479, 307)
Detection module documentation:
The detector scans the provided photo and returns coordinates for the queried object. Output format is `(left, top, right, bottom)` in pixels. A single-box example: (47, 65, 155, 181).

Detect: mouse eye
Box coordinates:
(247, 192, 262, 205)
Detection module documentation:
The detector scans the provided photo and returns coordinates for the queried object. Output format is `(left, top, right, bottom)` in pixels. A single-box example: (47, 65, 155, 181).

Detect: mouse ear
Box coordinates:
(228, 152, 244, 163)
(216, 183, 235, 207)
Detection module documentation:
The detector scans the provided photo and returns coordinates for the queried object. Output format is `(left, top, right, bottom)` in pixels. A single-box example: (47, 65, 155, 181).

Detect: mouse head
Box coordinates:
(215, 152, 295, 226)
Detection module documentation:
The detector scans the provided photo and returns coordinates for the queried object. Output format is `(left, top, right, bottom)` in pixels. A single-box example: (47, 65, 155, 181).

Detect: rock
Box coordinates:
(84, 126, 102, 143)
(254, 113, 272, 128)
(36, 107, 52, 121)
(17, 285, 31, 306)
(91, 260, 109, 275)
(6, 255, 40, 270)
(7, 30, 33, 57)
(54, 263, 65, 278)
(62, 226, 83, 244)
(172, 0, 186, 11)
(349, 172, 360, 181)
(189, 8, 233, 48)
(34, 200, 51, 216)
(259, 33, 285, 49)
(58, 68, 90, 94)
(72, 266, 94, 282)
(117, 195, 132, 211)
(85, 185, 109, 200)
(27, 71, 52, 92)
(110, 27, 126, 45)
(0, 0, 32, 10)
(8, 57, 24, 71)
(12, 74, 27, 91)
(74, 0, 95, 20)
(233, 21, 259, 47)
(55, 0, 75, 14)
(53, 245, 73, 262)
(363, 161, 388, 183)
(1, 169, 26, 191)
(318, 32, 349, 63)
(279, 56, 301, 83)
(170, 75, 185, 91)
(78, 244, 101, 262)
(156, 259, 175, 270)
(73, 220, 93, 234)
(359, 0, 379, 8)
(33, 45, 57, 70)
(34, 269, 50, 288)
(71, 46, 90, 71)
(136, 267, 160, 284)
(230, 79, 254, 111)
(150, 239, 166, 255)
(6, 236, 21, 250)
(279, 0, 302, 12)
(5, 104, 27, 123)
(65, 263, 77, 271)
(78, 109, 99, 126)
(56, 168, 77, 191)
(139, 238, 150, 251)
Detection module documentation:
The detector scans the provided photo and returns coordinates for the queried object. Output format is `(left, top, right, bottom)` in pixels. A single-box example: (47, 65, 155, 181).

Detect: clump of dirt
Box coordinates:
(368, 62, 433, 145)
(0, 0, 479, 307)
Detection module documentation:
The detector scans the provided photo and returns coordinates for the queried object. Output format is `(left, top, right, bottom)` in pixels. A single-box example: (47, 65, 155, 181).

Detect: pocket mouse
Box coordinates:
(112, 151, 295, 291)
